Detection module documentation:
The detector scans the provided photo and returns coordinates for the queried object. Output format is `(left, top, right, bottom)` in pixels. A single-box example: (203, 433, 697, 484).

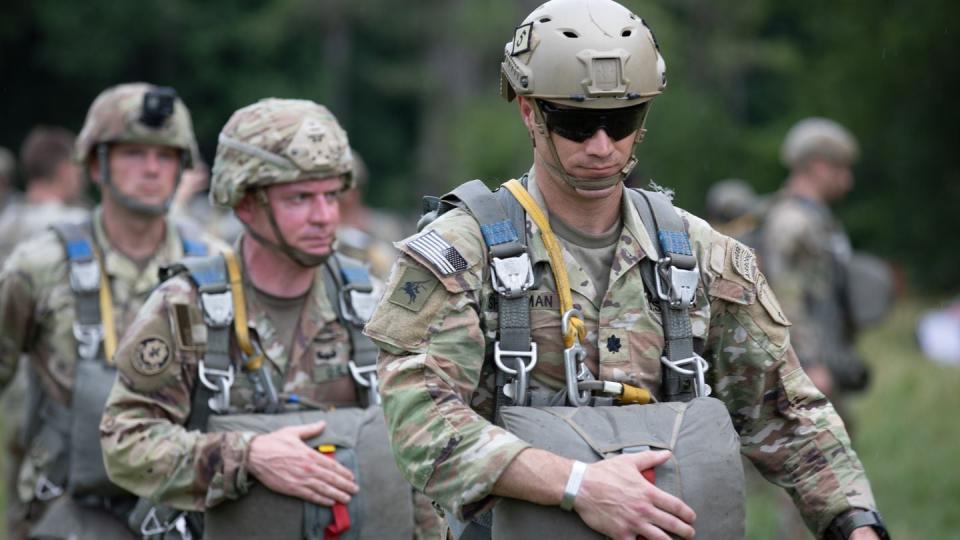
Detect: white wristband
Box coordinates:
(560, 460, 587, 511)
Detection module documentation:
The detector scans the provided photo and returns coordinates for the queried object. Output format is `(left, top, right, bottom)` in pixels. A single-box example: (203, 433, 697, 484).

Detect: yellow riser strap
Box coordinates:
(98, 258, 117, 364)
(223, 248, 264, 371)
(502, 179, 586, 348)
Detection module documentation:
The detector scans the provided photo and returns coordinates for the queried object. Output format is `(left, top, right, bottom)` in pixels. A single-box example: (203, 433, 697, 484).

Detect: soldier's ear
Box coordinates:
(233, 192, 256, 225)
(87, 157, 102, 184)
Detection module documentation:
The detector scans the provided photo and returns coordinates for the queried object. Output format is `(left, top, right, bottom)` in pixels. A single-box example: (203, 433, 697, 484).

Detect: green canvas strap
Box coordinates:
(628, 189, 705, 402)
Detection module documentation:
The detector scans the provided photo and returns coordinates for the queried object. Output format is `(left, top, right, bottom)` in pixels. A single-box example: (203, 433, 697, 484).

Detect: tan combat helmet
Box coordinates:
(780, 117, 860, 169)
(500, 0, 667, 190)
(75, 82, 197, 215)
(210, 98, 353, 266)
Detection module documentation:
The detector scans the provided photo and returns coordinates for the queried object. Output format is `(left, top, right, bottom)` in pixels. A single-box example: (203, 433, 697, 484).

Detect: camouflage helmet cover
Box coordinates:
(500, 0, 667, 109)
(210, 98, 353, 208)
(781, 117, 860, 168)
(75, 82, 197, 166)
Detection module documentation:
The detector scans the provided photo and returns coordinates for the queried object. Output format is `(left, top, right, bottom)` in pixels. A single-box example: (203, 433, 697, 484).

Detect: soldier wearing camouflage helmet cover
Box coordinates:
(0, 83, 223, 539)
(365, 1, 887, 539)
(100, 98, 438, 539)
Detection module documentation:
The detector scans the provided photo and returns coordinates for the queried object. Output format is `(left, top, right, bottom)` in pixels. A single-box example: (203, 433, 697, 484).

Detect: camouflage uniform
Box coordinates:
(0, 208, 222, 534)
(365, 171, 877, 535)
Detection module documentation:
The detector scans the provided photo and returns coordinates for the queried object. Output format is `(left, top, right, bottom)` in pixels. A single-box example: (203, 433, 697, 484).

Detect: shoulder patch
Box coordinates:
(388, 265, 440, 312)
(133, 337, 173, 376)
(732, 243, 759, 284)
(407, 230, 469, 276)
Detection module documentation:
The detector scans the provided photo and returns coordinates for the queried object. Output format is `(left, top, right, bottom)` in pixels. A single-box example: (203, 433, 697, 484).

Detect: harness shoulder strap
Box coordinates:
(172, 254, 236, 431)
(439, 179, 535, 411)
(322, 253, 382, 406)
(628, 188, 704, 402)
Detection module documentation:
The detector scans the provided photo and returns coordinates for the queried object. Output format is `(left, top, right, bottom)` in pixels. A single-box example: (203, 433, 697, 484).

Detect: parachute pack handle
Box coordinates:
(318, 444, 352, 539)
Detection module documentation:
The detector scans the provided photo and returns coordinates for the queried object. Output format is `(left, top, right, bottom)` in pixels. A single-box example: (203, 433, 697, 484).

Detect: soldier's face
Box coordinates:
(520, 97, 637, 196)
(240, 177, 344, 257)
(92, 143, 180, 206)
(810, 158, 854, 202)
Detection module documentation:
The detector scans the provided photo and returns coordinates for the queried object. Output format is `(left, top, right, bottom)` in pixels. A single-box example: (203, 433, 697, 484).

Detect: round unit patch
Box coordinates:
(134, 337, 172, 376)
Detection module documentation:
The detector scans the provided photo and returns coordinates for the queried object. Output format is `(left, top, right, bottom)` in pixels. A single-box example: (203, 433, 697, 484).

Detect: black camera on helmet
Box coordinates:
(140, 87, 178, 128)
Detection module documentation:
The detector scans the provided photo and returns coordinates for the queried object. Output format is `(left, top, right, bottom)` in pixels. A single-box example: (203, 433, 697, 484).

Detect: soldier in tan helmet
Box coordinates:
(0, 83, 222, 539)
(365, 1, 888, 539)
(99, 98, 434, 539)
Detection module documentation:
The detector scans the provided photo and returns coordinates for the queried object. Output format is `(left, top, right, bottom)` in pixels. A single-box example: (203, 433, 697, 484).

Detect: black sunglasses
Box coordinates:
(538, 100, 648, 143)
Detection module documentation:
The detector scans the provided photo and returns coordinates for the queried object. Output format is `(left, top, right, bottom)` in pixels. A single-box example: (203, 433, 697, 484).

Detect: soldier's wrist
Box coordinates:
(826, 508, 889, 540)
(560, 460, 587, 511)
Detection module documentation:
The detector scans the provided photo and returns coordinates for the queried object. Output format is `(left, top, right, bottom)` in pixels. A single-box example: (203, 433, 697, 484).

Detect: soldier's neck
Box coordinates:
(241, 235, 315, 299)
(534, 162, 623, 235)
(100, 200, 167, 261)
(785, 174, 826, 205)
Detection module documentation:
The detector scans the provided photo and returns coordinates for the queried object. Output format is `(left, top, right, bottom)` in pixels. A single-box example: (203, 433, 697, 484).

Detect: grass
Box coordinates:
(1, 298, 957, 538)
(746, 297, 960, 539)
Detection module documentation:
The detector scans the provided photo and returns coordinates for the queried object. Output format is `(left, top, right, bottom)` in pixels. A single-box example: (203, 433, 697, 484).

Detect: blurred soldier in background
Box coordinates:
(762, 118, 894, 406)
(760, 116, 893, 540)
(704, 178, 765, 240)
(0, 126, 89, 261)
(335, 150, 407, 280)
(0, 126, 91, 535)
(170, 156, 245, 243)
(0, 82, 221, 539)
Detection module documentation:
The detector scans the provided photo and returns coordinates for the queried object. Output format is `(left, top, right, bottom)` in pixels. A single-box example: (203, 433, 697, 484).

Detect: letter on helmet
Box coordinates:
(210, 99, 353, 208)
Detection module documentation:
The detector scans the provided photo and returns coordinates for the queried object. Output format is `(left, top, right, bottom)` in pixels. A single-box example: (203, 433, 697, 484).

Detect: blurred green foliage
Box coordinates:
(0, 0, 956, 291)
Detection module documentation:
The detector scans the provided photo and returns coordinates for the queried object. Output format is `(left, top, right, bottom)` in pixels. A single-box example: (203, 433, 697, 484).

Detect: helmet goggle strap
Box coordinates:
(96, 143, 183, 216)
(247, 187, 330, 268)
(532, 100, 648, 191)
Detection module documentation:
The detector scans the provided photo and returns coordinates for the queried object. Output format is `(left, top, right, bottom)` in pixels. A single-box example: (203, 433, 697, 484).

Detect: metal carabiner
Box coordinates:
(562, 308, 592, 406)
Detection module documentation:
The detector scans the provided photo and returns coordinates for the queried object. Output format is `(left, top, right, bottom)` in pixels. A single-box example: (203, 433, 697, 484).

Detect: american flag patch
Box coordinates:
(408, 230, 469, 275)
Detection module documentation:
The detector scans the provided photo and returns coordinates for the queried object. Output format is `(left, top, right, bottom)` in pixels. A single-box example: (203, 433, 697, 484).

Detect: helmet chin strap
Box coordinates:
(247, 188, 330, 268)
(97, 143, 179, 216)
(531, 104, 644, 192)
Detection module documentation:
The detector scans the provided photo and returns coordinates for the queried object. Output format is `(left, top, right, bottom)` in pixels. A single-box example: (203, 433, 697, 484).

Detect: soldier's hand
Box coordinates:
(247, 421, 359, 506)
(573, 450, 695, 540)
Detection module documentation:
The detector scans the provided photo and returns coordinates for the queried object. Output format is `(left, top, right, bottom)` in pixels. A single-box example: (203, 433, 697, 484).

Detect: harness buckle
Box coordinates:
(562, 309, 593, 406)
(140, 506, 192, 539)
(200, 290, 233, 328)
(339, 284, 377, 327)
(198, 360, 235, 413)
(660, 354, 711, 397)
(654, 257, 700, 307)
(73, 322, 104, 361)
(348, 361, 381, 405)
(34, 473, 64, 501)
(490, 253, 534, 298)
(69, 259, 101, 293)
(494, 342, 538, 405)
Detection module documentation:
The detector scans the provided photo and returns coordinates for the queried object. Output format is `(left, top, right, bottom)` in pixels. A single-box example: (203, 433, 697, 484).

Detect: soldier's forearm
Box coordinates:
(491, 447, 569, 506)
